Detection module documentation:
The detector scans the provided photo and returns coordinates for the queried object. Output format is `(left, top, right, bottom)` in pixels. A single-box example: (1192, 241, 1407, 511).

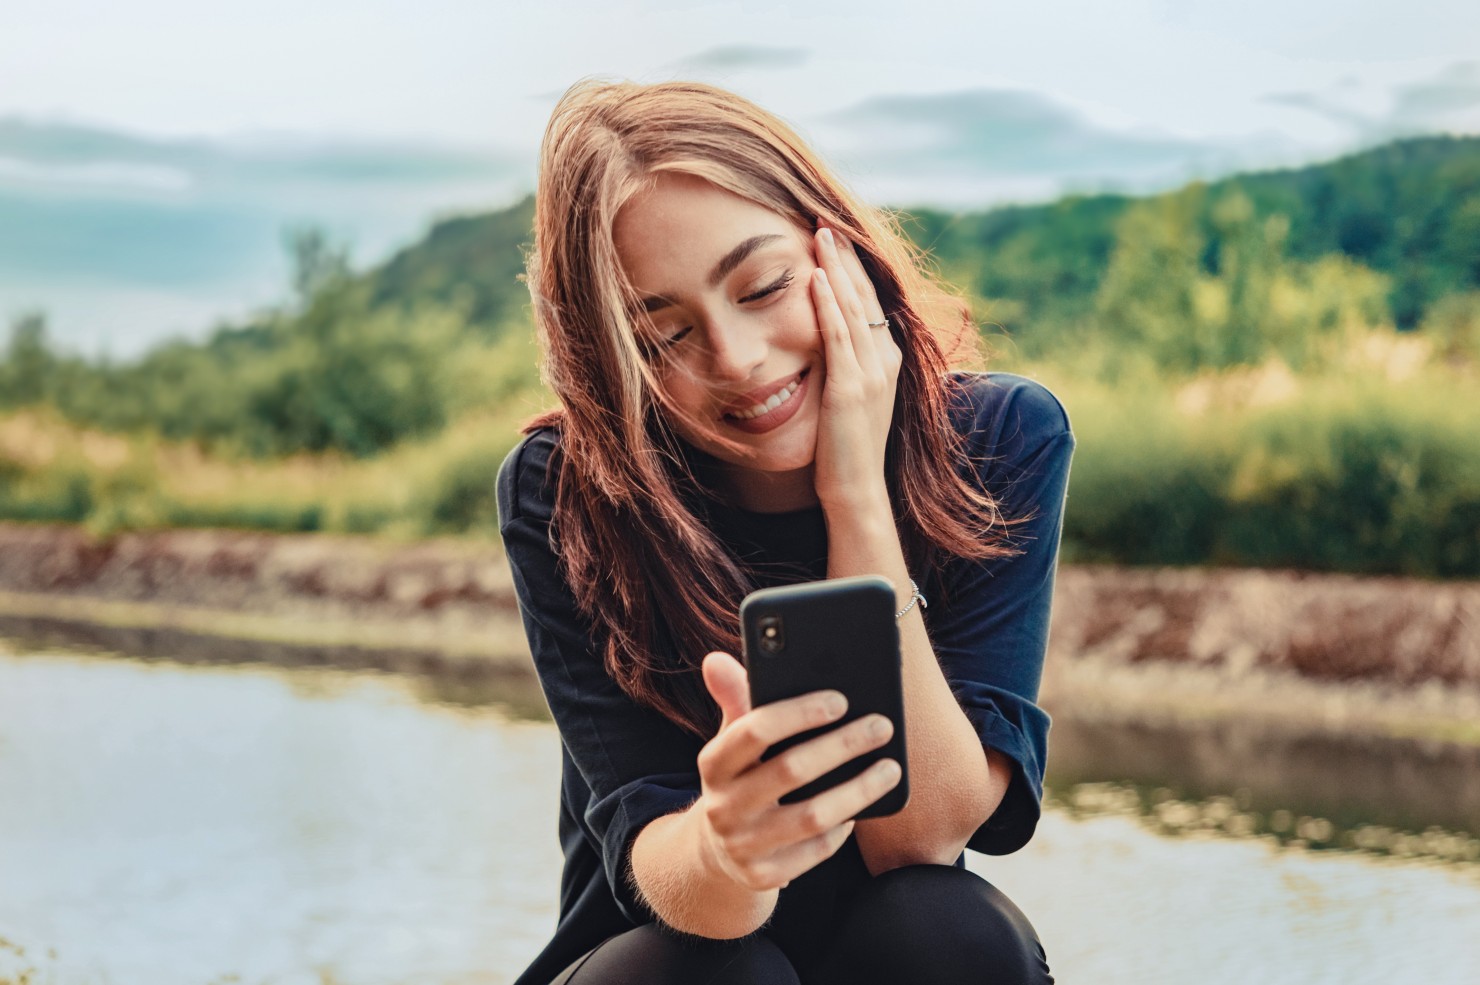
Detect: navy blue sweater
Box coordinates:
(497, 372, 1074, 984)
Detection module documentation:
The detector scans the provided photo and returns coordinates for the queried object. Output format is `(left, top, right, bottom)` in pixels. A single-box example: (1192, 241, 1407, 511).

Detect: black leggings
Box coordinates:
(549, 864, 1053, 984)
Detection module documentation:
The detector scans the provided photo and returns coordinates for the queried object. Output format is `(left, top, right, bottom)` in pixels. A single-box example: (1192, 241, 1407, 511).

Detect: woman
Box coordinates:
(497, 79, 1073, 984)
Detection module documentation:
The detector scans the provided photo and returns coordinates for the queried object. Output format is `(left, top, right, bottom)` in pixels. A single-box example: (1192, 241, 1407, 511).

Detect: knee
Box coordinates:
(853, 864, 1035, 945)
(686, 932, 800, 985)
(826, 865, 1050, 984)
(561, 923, 800, 985)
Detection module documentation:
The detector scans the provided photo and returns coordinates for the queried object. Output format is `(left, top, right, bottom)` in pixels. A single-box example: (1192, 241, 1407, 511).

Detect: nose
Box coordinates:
(701, 312, 766, 382)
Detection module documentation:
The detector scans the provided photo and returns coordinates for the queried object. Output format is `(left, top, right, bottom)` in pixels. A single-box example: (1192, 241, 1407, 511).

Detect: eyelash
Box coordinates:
(659, 271, 795, 348)
(743, 271, 796, 305)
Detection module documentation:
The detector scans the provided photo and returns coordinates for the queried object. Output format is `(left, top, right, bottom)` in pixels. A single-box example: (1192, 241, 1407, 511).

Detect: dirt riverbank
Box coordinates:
(2, 521, 1477, 745)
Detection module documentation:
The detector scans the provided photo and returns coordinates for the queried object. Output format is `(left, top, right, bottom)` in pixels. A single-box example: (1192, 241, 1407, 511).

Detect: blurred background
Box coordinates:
(1, 2, 1478, 983)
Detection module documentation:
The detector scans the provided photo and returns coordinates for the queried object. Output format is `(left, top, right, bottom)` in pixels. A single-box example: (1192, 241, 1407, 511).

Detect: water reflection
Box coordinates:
(408, 670, 549, 723)
(0, 646, 565, 985)
(1051, 782, 1480, 867)
(1046, 717, 1480, 845)
(0, 612, 552, 724)
(2, 638, 1479, 985)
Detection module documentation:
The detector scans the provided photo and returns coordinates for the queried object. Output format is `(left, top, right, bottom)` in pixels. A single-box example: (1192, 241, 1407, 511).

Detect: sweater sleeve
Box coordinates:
(929, 373, 1074, 856)
(497, 430, 704, 924)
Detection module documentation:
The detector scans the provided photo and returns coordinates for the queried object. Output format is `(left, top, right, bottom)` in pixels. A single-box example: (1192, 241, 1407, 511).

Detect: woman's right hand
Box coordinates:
(694, 650, 902, 892)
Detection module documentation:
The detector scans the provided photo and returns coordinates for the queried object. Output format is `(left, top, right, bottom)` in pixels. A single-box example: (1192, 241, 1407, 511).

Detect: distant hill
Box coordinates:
(4, 133, 1478, 461)
(351, 134, 1480, 340)
(366, 197, 536, 335)
(4, 137, 1477, 578)
(906, 133, 1480, 334)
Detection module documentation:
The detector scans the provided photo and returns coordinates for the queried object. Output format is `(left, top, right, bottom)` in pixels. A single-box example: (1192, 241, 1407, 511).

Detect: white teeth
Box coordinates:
(728, 379, 800, 420)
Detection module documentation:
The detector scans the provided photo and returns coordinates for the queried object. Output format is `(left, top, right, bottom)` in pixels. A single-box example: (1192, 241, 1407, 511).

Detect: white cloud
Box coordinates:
(669, 45, 811, 72)
(0, 157, 193, 193)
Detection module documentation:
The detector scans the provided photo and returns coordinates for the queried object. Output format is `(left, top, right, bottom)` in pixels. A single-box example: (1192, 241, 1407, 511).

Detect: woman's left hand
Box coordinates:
(809, 223, 902, 514)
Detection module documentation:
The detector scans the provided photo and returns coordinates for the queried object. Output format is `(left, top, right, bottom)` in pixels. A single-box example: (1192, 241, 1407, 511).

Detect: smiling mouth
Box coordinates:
(722, 370, 807, 420)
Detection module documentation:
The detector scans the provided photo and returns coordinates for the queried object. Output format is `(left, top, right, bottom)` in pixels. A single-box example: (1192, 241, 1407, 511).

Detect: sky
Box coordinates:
(3, 0, 1479, 354)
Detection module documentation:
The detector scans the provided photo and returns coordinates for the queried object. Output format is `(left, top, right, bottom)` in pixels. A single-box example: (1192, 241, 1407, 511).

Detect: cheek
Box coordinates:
(663, 377, 710, 420)
(771, 282, 821, 341)
(656, 377, 725, 444)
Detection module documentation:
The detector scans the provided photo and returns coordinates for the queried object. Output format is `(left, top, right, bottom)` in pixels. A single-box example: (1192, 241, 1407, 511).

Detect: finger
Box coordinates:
(702, 651, 751, 733)
(816, 227, 884, 380)
(752, 819, 857, 890)
(829, 229, 903, 383)
(832, 230, 895, 382)
(816, 227, 867, 323)
(744, 757, 899, 865)
(699, 688, 848, 787)
(812, 267, 863, 390)
(767, 757, 900, 833)
(831, 229, 887, 327)
(725, 713, 894, 816)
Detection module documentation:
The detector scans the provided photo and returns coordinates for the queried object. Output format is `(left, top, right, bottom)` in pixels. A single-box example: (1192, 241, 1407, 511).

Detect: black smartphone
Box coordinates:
(740, 575, 909, 819)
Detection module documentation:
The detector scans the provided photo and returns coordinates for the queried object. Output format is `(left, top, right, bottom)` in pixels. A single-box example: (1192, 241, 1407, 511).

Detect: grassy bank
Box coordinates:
(1050, 353, 1480, 577)
(1, 524, 1476, 749)
(5, 138, 1479, 576)
(0, 341, 551, 543)
(3, 342, 1476, 577)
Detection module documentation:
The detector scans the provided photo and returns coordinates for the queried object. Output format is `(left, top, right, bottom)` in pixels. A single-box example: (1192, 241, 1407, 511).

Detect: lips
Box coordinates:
(719, 370, 807, 419)
(720, 369, 811, 435)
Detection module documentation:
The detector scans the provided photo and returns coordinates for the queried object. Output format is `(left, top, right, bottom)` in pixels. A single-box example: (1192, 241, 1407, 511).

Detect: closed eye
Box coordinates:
(741, 270, 795, 304)
(655, 271, 796, 350)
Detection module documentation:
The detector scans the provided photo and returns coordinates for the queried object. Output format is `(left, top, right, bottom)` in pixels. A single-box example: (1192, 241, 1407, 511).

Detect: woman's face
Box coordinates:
(613, 172, 825, 509)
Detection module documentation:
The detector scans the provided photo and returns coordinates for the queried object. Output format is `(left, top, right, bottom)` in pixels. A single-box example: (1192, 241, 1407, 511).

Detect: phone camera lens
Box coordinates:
(758, 616, 785, 654)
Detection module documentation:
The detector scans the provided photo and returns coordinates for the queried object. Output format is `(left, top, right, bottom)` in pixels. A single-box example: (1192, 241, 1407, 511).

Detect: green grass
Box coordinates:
(3, 331, 1477, 577)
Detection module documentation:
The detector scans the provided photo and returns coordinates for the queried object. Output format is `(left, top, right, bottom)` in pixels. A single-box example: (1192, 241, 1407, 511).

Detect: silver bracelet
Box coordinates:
(894, 579, 928, 620)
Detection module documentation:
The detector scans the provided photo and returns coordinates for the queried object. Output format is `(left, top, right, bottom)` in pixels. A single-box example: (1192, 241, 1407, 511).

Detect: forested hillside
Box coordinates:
(1, 135, 1477, 575)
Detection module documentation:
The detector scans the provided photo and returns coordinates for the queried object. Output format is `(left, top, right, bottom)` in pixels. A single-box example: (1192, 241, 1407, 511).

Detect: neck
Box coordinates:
(716, 463, 820, 514)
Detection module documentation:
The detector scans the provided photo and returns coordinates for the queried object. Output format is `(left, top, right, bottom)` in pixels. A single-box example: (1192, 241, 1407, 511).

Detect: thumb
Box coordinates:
(702, 651, 751, 731)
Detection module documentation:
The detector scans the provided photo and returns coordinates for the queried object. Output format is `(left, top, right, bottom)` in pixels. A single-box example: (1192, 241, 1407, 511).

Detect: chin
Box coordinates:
(692, 438, 810, 476)
(747, 416, 818, 458)
(732, 449, 816, 480)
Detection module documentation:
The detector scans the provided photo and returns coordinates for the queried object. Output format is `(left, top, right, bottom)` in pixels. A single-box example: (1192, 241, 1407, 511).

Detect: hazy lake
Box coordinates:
(2, 644, 1478, 985)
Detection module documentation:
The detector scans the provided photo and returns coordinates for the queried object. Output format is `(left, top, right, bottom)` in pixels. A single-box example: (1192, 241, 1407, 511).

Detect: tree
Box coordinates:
(1093, 186, 1206, 373)
(285, 226, 353, 307)
(0, 312, 56, 407)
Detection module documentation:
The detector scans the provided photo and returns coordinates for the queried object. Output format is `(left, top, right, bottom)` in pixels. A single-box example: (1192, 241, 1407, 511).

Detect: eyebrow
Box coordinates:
(636, 233, 787, 314)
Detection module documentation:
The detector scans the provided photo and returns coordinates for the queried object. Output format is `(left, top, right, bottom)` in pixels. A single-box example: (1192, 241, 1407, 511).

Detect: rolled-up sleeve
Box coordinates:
(928, 374, 1074, 856)
(498, 431, 704, 923)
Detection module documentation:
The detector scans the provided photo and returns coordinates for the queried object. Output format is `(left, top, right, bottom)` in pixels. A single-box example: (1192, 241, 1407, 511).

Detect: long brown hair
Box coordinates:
(523, 79, 1016, 739)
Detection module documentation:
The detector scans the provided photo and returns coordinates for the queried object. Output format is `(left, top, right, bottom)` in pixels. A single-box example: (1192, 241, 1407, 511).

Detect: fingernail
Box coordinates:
(869, 716, 891, 740)
(825, 692, 847, 717)
(818, 227, 833, 246)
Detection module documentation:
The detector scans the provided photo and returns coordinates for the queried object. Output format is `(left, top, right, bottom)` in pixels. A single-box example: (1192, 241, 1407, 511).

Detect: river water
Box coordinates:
(1, 645, 1478, 985)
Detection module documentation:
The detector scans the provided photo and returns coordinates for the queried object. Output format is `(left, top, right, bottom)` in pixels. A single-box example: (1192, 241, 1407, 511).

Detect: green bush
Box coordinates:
(410, 431, 521, 535)
(1219, 382, 1480, 576)
(161, 500, 326, 534)
(0, 458, 94, 524)
(1056, 381, 1236, 565)
(1058, 371, 1480, 577)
